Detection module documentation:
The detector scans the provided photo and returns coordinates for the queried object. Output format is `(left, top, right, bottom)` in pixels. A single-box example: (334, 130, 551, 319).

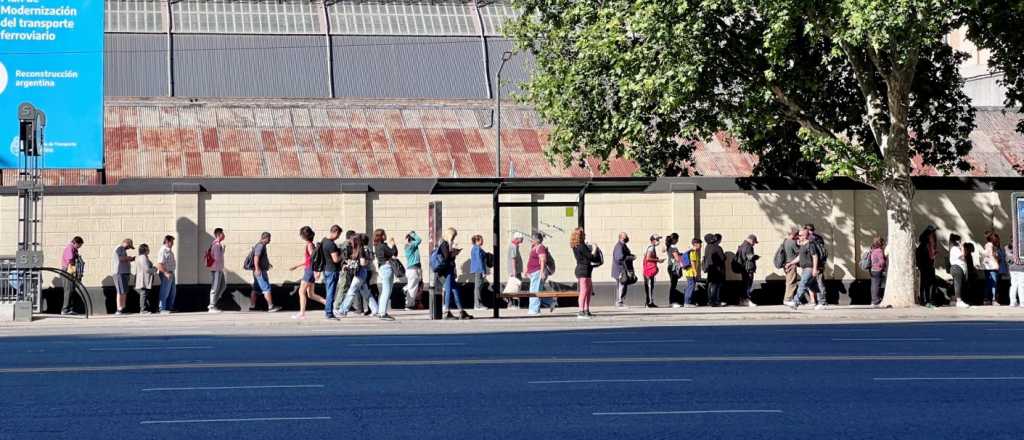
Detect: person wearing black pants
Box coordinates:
(948, 234, 971, 308)
(916, 226, 938, 306)
(666, 234, 683, 307)
(867, 237, 887, 306)
(642, 235, 665, 308)
(702, 233, 725, 306)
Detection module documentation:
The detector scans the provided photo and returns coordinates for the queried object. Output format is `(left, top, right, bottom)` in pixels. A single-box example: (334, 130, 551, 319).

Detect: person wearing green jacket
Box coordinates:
(403, 231, 423, 310)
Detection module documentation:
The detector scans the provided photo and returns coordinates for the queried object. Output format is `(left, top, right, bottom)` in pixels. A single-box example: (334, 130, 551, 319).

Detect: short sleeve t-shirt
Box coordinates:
(114, 246, 131, 274)
(798, 243, 815, 269)
(253, 242, 270, 271)
(321, 239, 340, 273)
(508, 244, 523, 277)
(61, 243, 78, 270)
(157, 245, 177, 272)
(210, 241, 225, 272)
(526, 244, 547, 274)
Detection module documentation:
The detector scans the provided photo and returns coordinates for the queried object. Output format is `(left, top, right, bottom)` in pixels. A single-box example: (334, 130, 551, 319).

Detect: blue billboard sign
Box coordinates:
(0, 0, 104, 169)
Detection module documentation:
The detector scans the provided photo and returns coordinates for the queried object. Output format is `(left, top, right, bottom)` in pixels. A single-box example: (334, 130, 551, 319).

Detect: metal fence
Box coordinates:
(0, 256, 41, 309)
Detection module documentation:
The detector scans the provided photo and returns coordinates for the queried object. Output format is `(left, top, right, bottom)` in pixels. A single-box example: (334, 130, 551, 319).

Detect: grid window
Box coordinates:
(328, 1, 477, 36)
(171, 0, 323, 34)
(105, 0, 165, 33)
(479, 1, 518, 36)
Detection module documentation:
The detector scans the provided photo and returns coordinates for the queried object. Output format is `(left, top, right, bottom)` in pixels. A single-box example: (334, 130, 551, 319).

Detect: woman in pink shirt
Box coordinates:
(868, 237, 887, 307)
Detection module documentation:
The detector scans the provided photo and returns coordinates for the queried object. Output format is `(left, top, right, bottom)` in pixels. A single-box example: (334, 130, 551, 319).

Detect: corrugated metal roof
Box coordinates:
(105, 34, 168, 97)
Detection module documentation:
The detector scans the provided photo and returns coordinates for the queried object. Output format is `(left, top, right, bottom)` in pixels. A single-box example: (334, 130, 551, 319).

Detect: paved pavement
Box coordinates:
(1, 306, 1023, 439)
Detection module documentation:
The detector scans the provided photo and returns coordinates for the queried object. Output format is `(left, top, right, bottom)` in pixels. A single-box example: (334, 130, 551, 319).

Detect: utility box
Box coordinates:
(0, 301, 32, 322)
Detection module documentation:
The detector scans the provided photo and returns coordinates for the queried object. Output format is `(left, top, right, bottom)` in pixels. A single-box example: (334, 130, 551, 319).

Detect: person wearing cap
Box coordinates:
(736, 234, 760, 307)
(682, 238, 703, 307)
(612, 232, 635, 308)
(642, 234, 666, 308)
(702, 233, 726, 306)
(112, 238, 136, 315)
(525, 232, 555, 315)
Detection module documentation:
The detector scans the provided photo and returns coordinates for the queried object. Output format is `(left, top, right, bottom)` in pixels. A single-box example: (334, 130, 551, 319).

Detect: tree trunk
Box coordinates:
(879, 179, 917, 307)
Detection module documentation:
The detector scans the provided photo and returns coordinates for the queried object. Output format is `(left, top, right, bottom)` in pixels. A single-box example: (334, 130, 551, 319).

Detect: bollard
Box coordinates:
(429, 274, 443, 319)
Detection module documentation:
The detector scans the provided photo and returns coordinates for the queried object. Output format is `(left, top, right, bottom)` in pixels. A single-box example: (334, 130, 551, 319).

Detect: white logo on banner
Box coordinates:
(10, 136, 19, 157)
(0, 62, 7, 95)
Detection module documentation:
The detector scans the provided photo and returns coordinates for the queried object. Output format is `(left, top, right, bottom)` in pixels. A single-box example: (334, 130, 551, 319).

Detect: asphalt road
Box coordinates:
(1, 321, 1023, 440)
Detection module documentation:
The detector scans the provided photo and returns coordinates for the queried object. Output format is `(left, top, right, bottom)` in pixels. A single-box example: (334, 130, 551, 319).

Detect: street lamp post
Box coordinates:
(496, 51, 513, 178)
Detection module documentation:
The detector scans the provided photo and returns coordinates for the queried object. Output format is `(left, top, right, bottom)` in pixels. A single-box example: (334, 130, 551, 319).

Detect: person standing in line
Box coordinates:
(156, 235, 177, 315)
(642, 234, 665, 308)
(868, 237, 888, 307)
(804, 224, 828, 306)
(666, 233, 683, 308)
(207, 228, 227, 313)
(948, 234, 970, 308)
(702, 233, 726, 307)
(372, 229, 399, 321)
(916, 225, 939, 307)
(135, 244, 157, 314)
(572, 228, 601, 319)
(611, 232, 635, 309)
(112, 238, 136, 315)
(321, 225, 344, 319)
(60, 236, 84, 315)
(681, 238, 702, 307)
(470, 234, 489, 310)
(291, 226, 325, 320)
(736, 234, 759, 307)
(250, 232, 281, 313)
(334, 230, 357, 316)
(338, 233, 379, 318)
(981, 231, 1002, 305)
(403, 231, 423, 310)
(1007, 242, 1024, 307)
(781, 228, 801, 307)
(789, 230, 820, 310)
(438, 228, 472, 320)
(526, 232, 555, 315)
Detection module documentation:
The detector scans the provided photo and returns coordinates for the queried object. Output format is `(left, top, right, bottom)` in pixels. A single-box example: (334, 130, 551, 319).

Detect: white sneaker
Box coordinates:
(267, 306, 282, 313)
(783, 301, 796, 308)
(208, 307, 222, 314)
(956, 299, 971, 308)
(747, 302, 757, 307)
(814, 304, 826, 310)
(474, 306, 488, 311)
(616, 304, 627, 310)
(671, 303, 683, 308)
(159, 310, 171, 315)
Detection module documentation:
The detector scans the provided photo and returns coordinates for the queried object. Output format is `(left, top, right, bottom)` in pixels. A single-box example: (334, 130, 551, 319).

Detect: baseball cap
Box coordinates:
(512, 232, 524, 241)
(747, 234, 758, 244)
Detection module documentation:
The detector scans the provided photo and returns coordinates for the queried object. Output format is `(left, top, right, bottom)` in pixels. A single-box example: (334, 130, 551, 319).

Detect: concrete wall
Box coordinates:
(0, 188, 1019, 291)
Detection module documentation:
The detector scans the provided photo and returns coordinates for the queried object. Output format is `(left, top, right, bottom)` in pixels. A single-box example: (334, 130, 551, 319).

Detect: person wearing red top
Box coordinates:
(290, 226, 325, 320)
(525, 232, 555, 315)
(60, 236, 84, 315)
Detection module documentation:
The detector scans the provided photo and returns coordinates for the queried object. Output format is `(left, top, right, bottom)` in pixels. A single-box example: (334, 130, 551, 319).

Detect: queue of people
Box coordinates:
(53, 222, 1024, 317)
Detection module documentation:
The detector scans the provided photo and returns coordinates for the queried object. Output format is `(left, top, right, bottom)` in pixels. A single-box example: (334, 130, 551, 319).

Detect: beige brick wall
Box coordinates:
(2, 187, 1020, 287)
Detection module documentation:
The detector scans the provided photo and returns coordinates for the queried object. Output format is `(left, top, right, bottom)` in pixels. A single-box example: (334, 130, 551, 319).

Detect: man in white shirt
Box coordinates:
(156, 235, 177, 314)
(112, 238, 135, 315)
(208, 228, 226, 313)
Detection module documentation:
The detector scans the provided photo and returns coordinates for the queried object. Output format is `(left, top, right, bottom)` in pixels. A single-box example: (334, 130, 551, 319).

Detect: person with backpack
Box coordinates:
(207, 228, 227, 313)
(917, 225, 939, 307)
(403, 231, 423, 310)
(803, 224, 828, 306)
(612, 232, 636, 308)
(290, 226, 325, 320)
(321, 225, 344, 319)
(735, 235, 759, 307)
(337, 233, 379, 318)
(666, 233, 684, 307)
(642, 234, 666, 308)
(778, 228, 800, 307)
(702, 233, 726, 307)
(372, 229, 399, 320)
(789, 229, 821, 310)
(681, 238, 702, 307)
(434, 227, 472, 320)
(333, 230, 361, 316)
(526, 232, 556, 315)
(866, 237, 888, 307)
(470, 234, 490, 310)
(247, 232, 281, 313)
(572, 228, 602, 319)
(59, 236, 85, 315)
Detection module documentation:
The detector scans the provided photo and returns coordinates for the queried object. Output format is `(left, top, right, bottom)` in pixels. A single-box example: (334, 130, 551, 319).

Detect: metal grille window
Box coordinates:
(172, 0, 323, 34)
(328, 1, 477, 36)
(479, 1, 518, 36)
(105, 0, 165, 33)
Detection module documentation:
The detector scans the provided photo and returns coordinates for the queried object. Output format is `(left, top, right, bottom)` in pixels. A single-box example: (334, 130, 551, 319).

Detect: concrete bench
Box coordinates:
(499, 290, 579, 299)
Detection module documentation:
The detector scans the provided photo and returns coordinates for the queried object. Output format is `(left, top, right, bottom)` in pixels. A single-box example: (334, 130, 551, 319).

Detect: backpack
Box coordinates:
(814, 237, 828, 267)
(681, 249, 693, 270)
(429, 247, 446, 273)
(242, 246, 256, 271)
(204, 245, 215, 268)
(543, 246, 556, 276)
(773, 243, 787, 269)
(859, 250, 872, 271)
(731, 246, 746, 273)
(484, 251, 495, 269)
(310, 241, 326, 272)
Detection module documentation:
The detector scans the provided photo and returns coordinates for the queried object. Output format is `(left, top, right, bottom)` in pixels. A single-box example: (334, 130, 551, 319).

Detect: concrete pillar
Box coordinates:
(0, 195, 16, 255)
(341, 184, 369, 234)
(172, 184, 201, 285)
(671, 186, 698, 242)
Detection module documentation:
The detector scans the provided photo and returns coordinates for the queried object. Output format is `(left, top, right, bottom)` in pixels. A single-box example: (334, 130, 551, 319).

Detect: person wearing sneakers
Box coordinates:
(112, 238, 136, 315)
(681, 238, 702, 307)
(470, 234, 490, 311)
(611, 232, 635, 308)
(207, 228, 227, 313)
(290, 226, 325, 320)
(642, 234, 665, 308)
(572, 228, 601, 319)
(156, 235, 177, 314)
(949, 234, 971, 308)
(789, 229, 821, 310)
(249, 232, 282, 313)
(868, 237, 888, 307)
(526, 232, 555, 315)
(1006, 242, 1024, 307)
(736, 234, 759, 307)
(703, 233, 726, 307)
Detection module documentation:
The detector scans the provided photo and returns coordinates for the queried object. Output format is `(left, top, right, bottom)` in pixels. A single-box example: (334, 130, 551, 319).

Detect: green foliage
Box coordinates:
(505, 0, 1013, 182)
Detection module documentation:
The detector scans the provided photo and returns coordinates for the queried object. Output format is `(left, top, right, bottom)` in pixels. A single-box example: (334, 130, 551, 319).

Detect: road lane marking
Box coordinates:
(141, 416, 330, 425)
(593, 410, 782, 416)
(348, 342, 467, 347)
(831, 338, 943, 342)
(529, 378, 692, 384)
(872, 374, 1024, 380)
(986, 328, 1024, 332)
(592, 339, 694, 344)
(142, 384, 325, 392)
(88, 346, 213, 352)
(7, 354, 1024, 374)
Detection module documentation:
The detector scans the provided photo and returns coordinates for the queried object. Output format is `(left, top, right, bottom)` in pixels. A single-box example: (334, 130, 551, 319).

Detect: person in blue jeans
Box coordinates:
(788, 230, 821, 310)
(372, 228, 399, 320)
(439, 228, 473, 320)
(526, 232, 555, 315)
(320, 225, 344, 319)
(250, 232, 282, 313)
(338, 233, 378, 317)
(155, 235, 177, 314)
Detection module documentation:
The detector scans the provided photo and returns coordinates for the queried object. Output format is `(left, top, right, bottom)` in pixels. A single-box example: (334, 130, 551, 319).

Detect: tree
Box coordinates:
(506, 0, 1024, 307)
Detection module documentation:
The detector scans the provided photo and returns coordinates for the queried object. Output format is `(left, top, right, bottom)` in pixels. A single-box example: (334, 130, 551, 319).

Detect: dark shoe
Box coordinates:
(444, 312, 457, 320)
(459, 310, 474, 320)
(61, 310, 79, 316)
(363, 310, 373, 316)
(586, 311, 595, 317)
(379, 314, 395, 321)
(647, 303, 659, 308)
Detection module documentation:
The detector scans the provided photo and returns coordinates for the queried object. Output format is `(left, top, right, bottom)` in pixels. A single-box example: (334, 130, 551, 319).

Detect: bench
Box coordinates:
(500, 290, 579, 310)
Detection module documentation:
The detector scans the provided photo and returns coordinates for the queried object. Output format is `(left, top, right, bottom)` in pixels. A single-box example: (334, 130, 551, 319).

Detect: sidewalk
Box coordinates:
(1, 305, 1022, 337)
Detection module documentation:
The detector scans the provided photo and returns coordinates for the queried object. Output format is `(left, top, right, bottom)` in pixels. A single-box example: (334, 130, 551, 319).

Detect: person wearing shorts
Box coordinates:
(112, 238, 135, 315)
(251, 232, 281, 313)
(291, 226, 325, 320)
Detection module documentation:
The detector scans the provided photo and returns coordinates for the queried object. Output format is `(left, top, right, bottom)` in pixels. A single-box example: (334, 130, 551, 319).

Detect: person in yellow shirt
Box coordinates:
(682, 238, 702, 307)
